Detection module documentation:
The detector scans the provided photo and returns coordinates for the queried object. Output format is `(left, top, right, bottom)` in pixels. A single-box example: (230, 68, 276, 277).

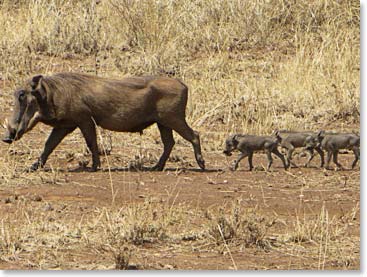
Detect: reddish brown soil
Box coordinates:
(0, 144, 360, 269)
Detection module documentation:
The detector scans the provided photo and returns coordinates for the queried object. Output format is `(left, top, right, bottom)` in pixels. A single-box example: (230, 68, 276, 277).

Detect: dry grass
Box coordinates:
(0, 195, 359, 269)
(0, 0, 360, 270)
(0, 0, 359, 140)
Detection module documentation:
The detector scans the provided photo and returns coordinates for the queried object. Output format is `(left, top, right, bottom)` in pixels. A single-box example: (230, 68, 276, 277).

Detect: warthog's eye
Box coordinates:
(18, 91, 25, 101)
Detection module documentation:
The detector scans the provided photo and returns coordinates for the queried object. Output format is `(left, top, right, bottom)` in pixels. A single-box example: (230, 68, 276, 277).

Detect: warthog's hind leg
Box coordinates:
(304, 148, 314, 167)
(162, 119, 205, 170)
(79, 121, 100, 172)
(272, 148, 288, 170)
(332, 150, 343, 169)
(352, 146, 360, 169)
(151, 123, 175, 171)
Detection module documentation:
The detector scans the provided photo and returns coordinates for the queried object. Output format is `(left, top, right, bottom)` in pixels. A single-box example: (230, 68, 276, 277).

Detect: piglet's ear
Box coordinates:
(231, 135, 239, 147)
(317, 130, 325, 138)
(31, 75, 43, 90)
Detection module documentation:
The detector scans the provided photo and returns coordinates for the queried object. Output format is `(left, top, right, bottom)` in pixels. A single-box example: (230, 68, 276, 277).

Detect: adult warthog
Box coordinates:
(2, 72, 205, 172)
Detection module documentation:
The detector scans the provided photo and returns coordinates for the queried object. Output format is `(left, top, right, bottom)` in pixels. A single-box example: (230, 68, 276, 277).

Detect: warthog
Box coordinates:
(2, 72, 205, 172)
(223, 134, 288, 171)
(274, 130, 325, 168)
(311, 131, 360, 170)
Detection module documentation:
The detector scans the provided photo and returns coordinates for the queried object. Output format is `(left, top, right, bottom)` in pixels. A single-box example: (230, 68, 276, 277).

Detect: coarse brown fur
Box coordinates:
(3, 72, 205, 172)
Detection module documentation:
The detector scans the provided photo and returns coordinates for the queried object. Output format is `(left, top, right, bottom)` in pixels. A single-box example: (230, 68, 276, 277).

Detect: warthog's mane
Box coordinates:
(41, 72, 157, 93)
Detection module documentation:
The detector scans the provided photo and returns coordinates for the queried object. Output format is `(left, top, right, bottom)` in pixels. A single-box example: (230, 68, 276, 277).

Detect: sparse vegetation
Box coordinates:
(0, 0, 359, 270)
(0, 195, 359, 269)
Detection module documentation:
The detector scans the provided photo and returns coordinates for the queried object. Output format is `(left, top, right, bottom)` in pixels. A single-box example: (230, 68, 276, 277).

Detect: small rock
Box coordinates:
(32, 195, 43, 202)
(78, 160, 89, 168)
(163, 264, 176, 270)
(4, 197, 12, 204)
(43, 203, 54, 212)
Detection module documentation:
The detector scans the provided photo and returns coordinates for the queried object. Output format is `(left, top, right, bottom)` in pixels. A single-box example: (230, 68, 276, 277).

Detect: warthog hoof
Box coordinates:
(197, 158, 205, 171)
(150, 164, 164, 171)
(2, 137, 13, 144)
(28, 160, 43, 172)
(90, 166, 99, 172)
(230, 165, 238, 171)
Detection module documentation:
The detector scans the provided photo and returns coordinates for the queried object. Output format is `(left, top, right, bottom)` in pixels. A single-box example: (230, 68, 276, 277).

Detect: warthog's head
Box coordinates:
(223, 134, 239, 156)
(2, 75, 44, 143)
(304, 131, 325, 150)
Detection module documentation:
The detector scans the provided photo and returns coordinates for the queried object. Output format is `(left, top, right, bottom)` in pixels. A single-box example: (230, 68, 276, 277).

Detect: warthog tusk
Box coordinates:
(26, 111, 40, 132)
(2, 118, 8, 129)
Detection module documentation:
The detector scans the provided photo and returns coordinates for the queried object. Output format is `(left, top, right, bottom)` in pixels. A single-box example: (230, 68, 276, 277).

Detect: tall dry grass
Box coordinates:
(0, 0, 359, 147)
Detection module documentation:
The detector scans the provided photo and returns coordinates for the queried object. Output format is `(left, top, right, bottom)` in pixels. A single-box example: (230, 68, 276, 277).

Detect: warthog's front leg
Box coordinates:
(325, 151, 332, 170)
(285, 145, 298, 168)
(304, 148, 314, 167)
(30, 127, 76, 171)
(232, 151, 248, 171)
(315, 147, 325, 168)
(265, 150, 273, 171)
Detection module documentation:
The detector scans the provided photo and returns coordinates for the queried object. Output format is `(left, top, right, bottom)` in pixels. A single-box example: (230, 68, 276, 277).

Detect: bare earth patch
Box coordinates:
(0, 139, 360, 270)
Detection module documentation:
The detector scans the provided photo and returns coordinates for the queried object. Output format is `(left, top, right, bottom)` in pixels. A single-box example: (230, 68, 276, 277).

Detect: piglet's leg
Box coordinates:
(232, 151, 248, 171)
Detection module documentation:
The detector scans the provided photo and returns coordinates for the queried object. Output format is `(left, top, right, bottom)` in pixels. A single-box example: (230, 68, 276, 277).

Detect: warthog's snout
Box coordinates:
(2, 132, 15, 144)
(2, 125, 16, 144)
(223, 150, 232, 156)
(2, 136, 13, 144)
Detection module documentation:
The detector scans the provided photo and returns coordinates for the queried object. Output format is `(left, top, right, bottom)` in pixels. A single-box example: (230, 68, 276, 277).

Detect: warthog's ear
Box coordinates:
(272, 130, 281, 141)
(317, 130, 325, 137)
(30, 75, 47, 102)
(31, 75, 43, 90)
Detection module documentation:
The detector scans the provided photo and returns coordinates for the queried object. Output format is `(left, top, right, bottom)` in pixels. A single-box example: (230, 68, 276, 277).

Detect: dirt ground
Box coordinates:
(0, 120, 360, 270)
